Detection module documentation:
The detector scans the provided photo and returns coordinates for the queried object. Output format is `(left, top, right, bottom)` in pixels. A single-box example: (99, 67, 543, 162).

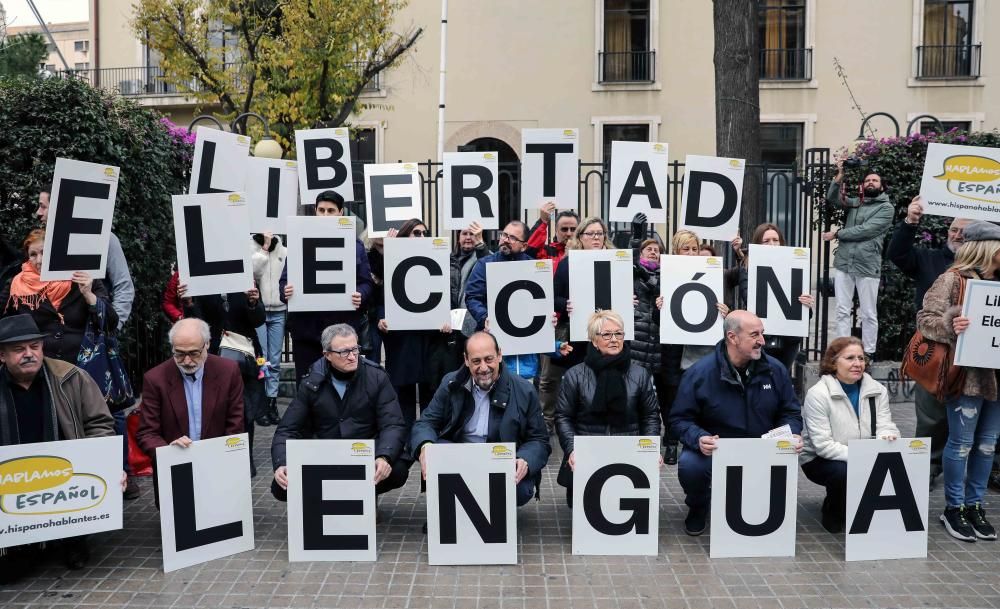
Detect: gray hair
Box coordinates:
(321, 323, 357, 351)
(168, 318, 211, 348)
(723, 314, 742, 337)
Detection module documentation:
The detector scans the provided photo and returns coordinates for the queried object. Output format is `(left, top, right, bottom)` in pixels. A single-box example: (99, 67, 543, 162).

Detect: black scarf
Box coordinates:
(329, 365, 357, 383)
(584, 342, 631, 425)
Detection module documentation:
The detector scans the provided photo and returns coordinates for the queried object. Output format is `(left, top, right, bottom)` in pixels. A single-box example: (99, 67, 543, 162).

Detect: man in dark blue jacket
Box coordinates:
(669, 310, 803, 536)
(411, 331, 551, 507)
(887, 195, 971, 487)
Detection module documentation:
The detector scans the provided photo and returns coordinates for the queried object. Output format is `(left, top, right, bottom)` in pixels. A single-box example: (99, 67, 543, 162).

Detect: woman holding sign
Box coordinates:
(917, 221, 1000, 542)
(554, 310, 661, 507)
(1, 229, 116, 364)
(800, 336, 899, 533)
(727, 223, 815, 372)
(378, 219, 452, 432)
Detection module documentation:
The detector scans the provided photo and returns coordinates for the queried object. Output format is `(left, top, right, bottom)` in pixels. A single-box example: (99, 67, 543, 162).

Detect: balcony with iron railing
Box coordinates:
(598, 50, 655, 83)
(916, 44, 982, 79)
(759, 48, 813, 81)
(55, 63, 380, 98)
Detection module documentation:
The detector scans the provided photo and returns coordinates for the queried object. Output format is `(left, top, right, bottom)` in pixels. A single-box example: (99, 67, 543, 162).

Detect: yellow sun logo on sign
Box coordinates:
(104, 167, 116, 177)
(227, 194, 242, 203)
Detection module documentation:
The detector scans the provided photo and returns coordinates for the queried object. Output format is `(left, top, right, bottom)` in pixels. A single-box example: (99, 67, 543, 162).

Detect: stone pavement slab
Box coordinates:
(2, 399, 999, 609)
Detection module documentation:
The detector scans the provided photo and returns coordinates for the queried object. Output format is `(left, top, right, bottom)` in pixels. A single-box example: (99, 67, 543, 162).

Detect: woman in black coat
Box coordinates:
(377, 219, 453, 432)
(1, 229, 116, 364)
(555, 310, 661, 507)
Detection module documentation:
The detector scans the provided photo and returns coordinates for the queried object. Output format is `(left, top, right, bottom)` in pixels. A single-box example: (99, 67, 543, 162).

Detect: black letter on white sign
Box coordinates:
(184, 206, 243, 277)
(48, 179, 108, 271)
(171, 462, 243, 551)
(392, 258, 443, 313)
(755, 267, 803, 320)
(303, 138, 348, 191)
(724, 465, 787, 536)
(849, 452, 924, 534)
(525, 143, 573, 196)
(438, 473, 507, 544)
(582, 464, 651, 535)
(303, 238, 346, 294)
(683, 171, 738, 229)
(616, 162, 662, 210)
(495, 280, 546, 338)
(302, 464, 368, 550)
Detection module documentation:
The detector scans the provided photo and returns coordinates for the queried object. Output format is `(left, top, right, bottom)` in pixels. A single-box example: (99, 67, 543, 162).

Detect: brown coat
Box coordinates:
(46, 358, 115, 440)
(916, 268, 997, 401)
(136, 354, 244, 456)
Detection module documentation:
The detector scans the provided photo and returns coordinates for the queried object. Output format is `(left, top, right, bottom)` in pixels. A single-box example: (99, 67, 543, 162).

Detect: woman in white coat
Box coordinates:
(801, 336, 899, 533)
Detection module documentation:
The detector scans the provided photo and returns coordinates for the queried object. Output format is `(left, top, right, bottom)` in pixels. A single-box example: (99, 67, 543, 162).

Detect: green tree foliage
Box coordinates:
(815, 129, 1000, 360)
(0, 32, 47, 78)
(131, 0, 421, 149)
(0, 76, 193, 373)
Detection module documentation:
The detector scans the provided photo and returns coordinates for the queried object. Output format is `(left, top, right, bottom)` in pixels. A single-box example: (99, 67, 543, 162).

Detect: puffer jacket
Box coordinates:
(0, 358, 114, 446)
(631, 262, 661, 372)
(825, 182, 894, 278)
(555, 360, 660, 453)
(800, 373, 899, 464)
(271, 357, 407, 468)
(450, 243, 492, 309)
(916, 268, 998, 401)
(252, 236, 287, 311)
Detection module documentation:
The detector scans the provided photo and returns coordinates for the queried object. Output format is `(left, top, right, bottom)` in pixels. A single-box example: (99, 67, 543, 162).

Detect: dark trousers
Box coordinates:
(764, 337, 801, 374)
(655, 375, 679, 445)
(396, 382, 434, 431)
(677, 448, 713, 509)
(269, 457, 412, 501)
(914, 384, 948, 474)
(801, 456, 848, 518)
(292, 338, 324, 383)
(112, 409, 131, 473)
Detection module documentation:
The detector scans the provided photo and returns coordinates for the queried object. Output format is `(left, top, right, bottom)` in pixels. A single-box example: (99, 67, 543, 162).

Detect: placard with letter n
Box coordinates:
(568, 249, 635, 341)
(486, 259, 555, 356)
(426, 443, 517, 565)
(710, 438, 798, 558)
(41, 158, 120, 281)
(846, 438, 930, 562)
(286, 439, 376, 562)
(747, 244, 810, 338)
(156, 434, 254, 573)
(572, 436, 660, 556)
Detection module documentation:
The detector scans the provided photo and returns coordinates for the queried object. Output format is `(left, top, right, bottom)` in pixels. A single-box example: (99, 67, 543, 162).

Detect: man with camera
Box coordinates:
(823, 160, 894, 361)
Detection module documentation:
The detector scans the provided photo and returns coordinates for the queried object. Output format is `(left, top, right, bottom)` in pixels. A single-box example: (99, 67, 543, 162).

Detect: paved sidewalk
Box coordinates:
(2, 399, 1000, 609)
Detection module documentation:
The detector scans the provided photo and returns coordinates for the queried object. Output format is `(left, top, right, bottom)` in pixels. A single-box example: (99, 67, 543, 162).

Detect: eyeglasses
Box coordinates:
(581, 231, 606, 239)
(468, 355, 498, 366)
(498, 232, 525, 244)
(326, 347, 360, 358)
(597, 331, 624, 341)
(172, 346, 206, 361)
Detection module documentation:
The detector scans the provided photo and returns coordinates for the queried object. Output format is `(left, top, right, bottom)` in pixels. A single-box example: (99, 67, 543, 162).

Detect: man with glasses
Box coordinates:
(668, 311, 802, 536)
(270, 323, 409, 501)
(137, 318, 245, 505)
(887, 195, 973, 489)
(411, 331, 550, 510)
(464, 220, 554, 382)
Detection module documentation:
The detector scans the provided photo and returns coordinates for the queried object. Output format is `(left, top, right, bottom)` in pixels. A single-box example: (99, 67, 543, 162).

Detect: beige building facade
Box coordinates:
(8, 20, 90, 73)
(88, 0, 994, 213)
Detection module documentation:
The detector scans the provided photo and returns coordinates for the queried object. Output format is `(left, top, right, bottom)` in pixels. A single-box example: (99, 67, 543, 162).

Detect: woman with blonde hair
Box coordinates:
(800, 336, 898, 533)
(555, 310, 660, 506)
(917, 221, 1000, 542)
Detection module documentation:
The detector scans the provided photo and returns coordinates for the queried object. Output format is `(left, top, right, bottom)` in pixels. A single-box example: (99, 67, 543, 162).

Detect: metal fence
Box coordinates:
(120, 149, 837, 388)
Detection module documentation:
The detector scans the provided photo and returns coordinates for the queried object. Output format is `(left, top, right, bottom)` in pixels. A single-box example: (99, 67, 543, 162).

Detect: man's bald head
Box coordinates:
(723, 310, 765, 366)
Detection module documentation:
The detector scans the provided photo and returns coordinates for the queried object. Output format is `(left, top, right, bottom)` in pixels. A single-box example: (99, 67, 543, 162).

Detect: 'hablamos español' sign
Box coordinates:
(920, 143, 1000, 223)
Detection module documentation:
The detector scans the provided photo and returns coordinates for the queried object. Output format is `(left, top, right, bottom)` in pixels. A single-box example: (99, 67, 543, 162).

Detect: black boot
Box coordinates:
(255, 398, 274, 427)
(665, 443, 678, 465)
(266, 397, 281, 425)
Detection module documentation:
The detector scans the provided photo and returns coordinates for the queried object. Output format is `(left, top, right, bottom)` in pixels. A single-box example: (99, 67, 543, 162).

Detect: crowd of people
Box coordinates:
(2, 163, 1000, 584)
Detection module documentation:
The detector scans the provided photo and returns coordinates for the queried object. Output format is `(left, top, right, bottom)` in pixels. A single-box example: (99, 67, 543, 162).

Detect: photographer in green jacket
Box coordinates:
(822, 160, 895, 360)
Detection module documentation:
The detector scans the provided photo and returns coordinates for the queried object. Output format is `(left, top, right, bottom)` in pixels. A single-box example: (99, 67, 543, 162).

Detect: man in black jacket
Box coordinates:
(887, 195, 972, 486)
(270, 323, 409, 500)
(411, 331, 551, 507)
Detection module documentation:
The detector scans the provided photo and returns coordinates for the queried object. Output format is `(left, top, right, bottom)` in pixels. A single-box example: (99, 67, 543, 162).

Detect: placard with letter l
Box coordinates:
(572, 436, 660, 556)
(426, 443, 517, 565)
(188, 126, 250, 194)
(384, 237, 452, 330)
(954, 279, 1000, 368)
(41, 158, 120, 281)
(659, 254, 725, 346)
(285, 216, 357, 313)
(156, 434, 254, 573)
(0, 437, 123, 549)
(710, 438, 798, 558)
(286, 439, 376, 562)
(172, 192, 254, 298)
(486, 259, 555, 356)
(747, 244, 810, 338)
(568, 249, 635, 341)
(846, 438, 930, 562)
